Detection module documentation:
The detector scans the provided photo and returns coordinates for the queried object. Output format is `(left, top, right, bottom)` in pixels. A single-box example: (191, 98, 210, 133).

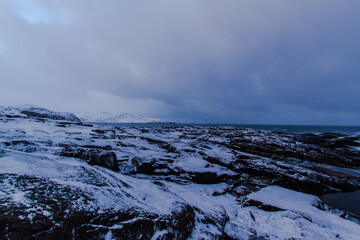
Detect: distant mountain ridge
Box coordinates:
(0, 105, 173, 124)
(75, 112, 175, 123)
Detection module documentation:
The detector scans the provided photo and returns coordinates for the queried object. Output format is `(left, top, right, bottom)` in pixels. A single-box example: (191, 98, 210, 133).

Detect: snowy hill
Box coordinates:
(75, 112, 174, 123)
(0, 105, 81, 123)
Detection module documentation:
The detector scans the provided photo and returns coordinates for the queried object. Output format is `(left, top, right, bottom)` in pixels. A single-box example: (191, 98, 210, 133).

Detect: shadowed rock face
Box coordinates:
(1, 106, 360, 239)
(59, 148, 119, 171)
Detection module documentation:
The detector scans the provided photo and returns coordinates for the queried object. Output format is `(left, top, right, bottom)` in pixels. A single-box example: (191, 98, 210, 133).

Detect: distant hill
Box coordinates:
(75, 112, 175, 123)
(0, 105, 81, 123)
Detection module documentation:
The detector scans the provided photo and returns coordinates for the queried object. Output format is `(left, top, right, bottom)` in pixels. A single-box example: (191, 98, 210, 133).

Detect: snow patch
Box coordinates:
(75, 112, 174, 123)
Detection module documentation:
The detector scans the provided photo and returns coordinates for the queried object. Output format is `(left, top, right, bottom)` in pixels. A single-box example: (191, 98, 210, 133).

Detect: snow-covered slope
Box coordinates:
(1, 106, 360, 239)
(0, 105, 81, 123)
(75, 112, 174, 123)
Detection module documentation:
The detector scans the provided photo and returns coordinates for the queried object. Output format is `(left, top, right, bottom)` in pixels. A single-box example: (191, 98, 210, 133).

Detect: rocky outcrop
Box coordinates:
(59, 147, 119, 171)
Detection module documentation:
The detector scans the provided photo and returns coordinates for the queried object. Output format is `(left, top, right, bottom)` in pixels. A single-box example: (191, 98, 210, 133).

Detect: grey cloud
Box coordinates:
(1, 0, 360, 124)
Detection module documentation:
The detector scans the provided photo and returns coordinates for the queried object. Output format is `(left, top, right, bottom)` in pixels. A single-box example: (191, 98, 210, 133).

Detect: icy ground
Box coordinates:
(1, 106, 360, 239)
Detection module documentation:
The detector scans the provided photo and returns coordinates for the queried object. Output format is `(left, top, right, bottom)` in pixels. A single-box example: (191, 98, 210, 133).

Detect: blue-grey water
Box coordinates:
(322, 191, 360, 218)
(90, 123, 360, 134)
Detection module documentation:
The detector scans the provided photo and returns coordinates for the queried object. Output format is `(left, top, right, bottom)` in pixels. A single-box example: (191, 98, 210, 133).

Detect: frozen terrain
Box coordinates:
(75, 112, 174, 123)
(1, 106, 360, 239)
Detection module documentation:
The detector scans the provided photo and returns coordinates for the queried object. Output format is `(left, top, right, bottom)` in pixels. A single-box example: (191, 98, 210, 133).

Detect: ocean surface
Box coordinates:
(322, 191, 360, 219)
(90, 123, 360, 134)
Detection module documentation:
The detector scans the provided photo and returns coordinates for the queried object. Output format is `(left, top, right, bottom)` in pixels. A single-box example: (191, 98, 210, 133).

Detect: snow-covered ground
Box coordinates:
(75, 112, 174, 123)
(1, 106, 360, 239)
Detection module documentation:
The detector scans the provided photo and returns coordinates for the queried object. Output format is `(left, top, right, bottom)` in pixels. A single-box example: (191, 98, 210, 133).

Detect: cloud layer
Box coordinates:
(1, 0, 360, 124)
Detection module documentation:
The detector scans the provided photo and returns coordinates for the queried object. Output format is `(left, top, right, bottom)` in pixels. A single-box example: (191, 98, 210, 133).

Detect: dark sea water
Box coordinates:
(322, 191, 360, 218)
(90, 123, 360, 134)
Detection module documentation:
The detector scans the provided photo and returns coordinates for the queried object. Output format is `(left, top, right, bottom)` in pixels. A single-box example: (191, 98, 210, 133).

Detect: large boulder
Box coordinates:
(60, 147, 119, 171)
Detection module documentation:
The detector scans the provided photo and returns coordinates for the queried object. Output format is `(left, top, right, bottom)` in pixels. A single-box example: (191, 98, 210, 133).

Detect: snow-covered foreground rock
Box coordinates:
(1, 106, 360, 239)
(75, 112, 174, 123)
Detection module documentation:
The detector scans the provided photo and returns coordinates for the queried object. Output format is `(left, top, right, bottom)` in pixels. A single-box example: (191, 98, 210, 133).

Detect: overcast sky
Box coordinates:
(1, 0, 360, 124)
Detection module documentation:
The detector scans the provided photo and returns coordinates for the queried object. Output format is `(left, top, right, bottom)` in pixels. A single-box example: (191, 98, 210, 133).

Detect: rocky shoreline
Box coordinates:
(1, 106, 360, 239)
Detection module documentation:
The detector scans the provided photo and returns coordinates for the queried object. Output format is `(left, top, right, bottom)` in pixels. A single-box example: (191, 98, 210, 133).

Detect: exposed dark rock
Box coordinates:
(141, 137, 167, 144)
(243, 199, 285, 212)
(158, 143, 178, 153)
(131, 157, 176, 176)
(189, 171, 219, 184)
(168, 204, 195, 240)
(21, 110, 81, 123)
(0, 140, 38, 153)
(92, 129, 116, 139)
(80, 144, 114, 150)
(59, 148, 119, 171)
(97, 151, 119, 171)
